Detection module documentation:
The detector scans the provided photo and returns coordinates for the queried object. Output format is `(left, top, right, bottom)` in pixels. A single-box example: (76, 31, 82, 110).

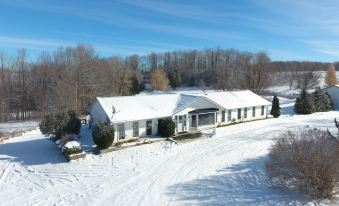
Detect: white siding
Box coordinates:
(139, 121, 146, 137)
(152, 119, 158, 136)
(217, 106, 268, 126)
(112, 118, 160, 142)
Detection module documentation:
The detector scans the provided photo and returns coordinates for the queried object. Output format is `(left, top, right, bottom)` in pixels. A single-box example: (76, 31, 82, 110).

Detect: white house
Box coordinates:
(323, 85, 339, 109)
(89, 90, 271, 142)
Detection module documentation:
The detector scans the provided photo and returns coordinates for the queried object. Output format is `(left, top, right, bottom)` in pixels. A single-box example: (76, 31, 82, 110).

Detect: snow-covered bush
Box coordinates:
(39, 112, 70, 139)
(62, 141, 81, 155)
(92, 123, 115, 150)
(266, 128, 339, 199)
(56, 134, 80, 149)
(39, 111, 81, 140)
(158, 119, 175, 137)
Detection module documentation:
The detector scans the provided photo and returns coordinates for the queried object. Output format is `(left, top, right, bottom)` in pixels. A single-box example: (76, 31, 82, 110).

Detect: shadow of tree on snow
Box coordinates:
(0, 138, 66, 166)
(166, 156, 310, 206)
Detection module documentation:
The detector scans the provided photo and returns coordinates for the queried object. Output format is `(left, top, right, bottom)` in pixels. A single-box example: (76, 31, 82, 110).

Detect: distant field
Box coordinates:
(0, 121, 39, 133)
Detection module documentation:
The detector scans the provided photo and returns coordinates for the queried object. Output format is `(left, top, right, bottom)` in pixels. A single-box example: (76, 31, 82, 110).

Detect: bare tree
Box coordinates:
(298, 71, 322, 90)
(150, 69, 169, 91)
(325, 64, 337, 87)
(215, 54, 231, 91)
(266, 128, 339, 199)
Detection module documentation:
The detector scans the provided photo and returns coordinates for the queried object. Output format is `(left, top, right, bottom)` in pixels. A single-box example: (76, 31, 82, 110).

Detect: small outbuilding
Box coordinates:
(88, 90, 271, 142)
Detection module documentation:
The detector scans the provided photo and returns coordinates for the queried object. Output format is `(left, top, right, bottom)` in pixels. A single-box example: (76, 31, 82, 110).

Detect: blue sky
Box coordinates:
(0, 0, 338, 61)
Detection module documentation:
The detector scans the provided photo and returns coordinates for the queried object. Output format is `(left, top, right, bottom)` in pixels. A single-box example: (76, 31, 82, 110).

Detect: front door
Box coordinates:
(177, 116, 184, 133)
(191, 115, 197, 128)
(118, 124, 125, 139)
(146, 120, 152, 136)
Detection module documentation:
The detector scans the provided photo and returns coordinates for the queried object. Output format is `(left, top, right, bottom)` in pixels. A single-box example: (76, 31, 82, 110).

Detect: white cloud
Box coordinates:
(0, 35, 71, 48)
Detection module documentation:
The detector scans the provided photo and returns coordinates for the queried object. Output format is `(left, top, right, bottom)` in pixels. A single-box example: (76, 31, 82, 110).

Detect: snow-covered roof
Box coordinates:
(93, 90, 271, 123)
(96, 94, 186, 123)
(193, 90, 271, 110)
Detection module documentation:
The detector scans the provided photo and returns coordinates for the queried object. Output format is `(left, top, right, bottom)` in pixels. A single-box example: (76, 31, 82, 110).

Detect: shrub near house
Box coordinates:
(39, 111, 81, 140)
(92, 123, 115, 150)
(158, 119, 175, 137)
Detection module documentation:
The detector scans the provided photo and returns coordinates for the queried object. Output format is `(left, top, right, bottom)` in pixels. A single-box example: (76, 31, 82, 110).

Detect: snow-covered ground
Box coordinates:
(1, 100, 339, 205)
(0, 121, 39, 133)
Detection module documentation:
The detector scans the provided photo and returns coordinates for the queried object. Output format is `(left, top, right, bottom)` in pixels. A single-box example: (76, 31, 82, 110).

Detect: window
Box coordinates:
(198, 113, 215, 126)
(252, 106, 255, 117)
(244, 108, 248, 118)
(261, 106, 265, 116)
(118, 124, 125, 139)
(146, 120, 152, 135)
(133, 122, 139, 137)
(227, 110, 231, 121)
(221, 110, 225, 122)
(191, 115, 197, 127)
(237, 109, 241, 120)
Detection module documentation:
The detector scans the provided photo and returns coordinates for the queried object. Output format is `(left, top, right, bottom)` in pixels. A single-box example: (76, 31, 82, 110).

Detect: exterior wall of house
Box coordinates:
(90, 100, 110, 126)
(113, 118, 161, 142)
(217, 105, 268, 126)
(110, 105, 268, 142)
(323, 87, 339, 110)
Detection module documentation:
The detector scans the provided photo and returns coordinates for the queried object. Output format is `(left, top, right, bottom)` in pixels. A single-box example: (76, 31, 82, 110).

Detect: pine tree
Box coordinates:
(168, 69, 182, 90)
(313, 89, 333, 112)
(325, 92, 334, 110)
(130, 75, 141, 95)
(270, 94, 281, 118)
(294, 90, 315, 114)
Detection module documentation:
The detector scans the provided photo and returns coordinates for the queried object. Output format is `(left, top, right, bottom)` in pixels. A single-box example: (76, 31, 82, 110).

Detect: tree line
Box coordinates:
(0, 44, 333, 119)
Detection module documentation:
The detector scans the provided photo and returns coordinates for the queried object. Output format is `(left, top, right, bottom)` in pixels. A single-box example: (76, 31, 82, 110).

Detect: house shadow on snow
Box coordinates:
(166, 156, 311, 206)
(0, 138, 66, 166)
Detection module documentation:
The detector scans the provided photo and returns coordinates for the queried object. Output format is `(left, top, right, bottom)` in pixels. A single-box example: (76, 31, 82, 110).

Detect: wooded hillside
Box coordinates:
(0, 44, 332, 119)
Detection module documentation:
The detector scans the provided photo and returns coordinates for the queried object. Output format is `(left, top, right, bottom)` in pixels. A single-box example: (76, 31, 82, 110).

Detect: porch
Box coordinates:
(174, 108, 218, 133)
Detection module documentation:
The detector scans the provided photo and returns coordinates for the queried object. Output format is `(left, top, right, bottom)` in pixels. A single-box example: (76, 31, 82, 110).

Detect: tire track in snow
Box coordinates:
(105, 117, 321, 206)
(0, 162, 12, 190)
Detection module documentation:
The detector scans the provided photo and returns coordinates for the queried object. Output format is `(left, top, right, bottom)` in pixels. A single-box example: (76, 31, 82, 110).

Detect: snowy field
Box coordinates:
(0, 121, 39, 133)
(1, 101, 339, 205)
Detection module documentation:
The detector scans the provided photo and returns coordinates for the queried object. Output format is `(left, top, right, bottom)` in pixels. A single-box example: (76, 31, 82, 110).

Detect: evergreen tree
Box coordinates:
(130, 76, 141, 95)
(294, 90, 315, 114)
(325, 92, 334, 110)
(168, 69, 182, 90)
(270, 94, 280, 118)
(313, 89, 333, 112)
